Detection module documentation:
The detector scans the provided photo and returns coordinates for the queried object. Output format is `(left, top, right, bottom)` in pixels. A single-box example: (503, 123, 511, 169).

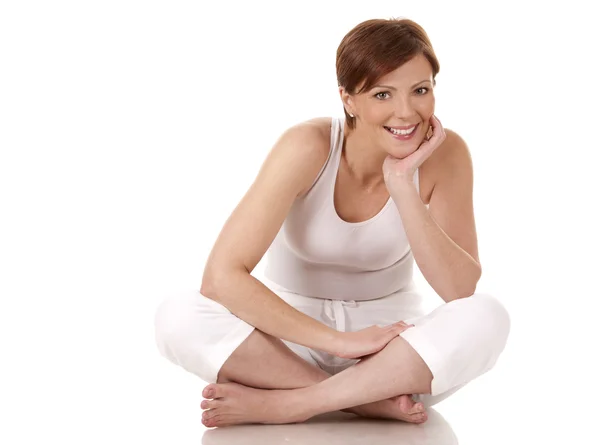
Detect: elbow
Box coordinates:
(200, 264, 227, 300)
(442, 264, 482, 302)
(442, 285, 476, 302)
(458, 284, 477, 300)
(200, 263, 246, 300)
(200, 277, 219, 300)
(456, 263, 482, 299)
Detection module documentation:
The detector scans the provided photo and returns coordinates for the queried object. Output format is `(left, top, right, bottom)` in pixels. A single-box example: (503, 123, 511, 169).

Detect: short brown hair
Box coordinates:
(336, 18, 440, 129)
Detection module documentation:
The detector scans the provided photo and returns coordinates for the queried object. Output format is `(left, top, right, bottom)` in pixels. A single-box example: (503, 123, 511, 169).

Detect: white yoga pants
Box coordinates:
(154, 276, 510, 407)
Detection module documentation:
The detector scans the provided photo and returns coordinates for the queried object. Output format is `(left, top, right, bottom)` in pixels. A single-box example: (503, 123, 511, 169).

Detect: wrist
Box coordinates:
(318, 327, 344, 355)
(388, 177, 417, 197)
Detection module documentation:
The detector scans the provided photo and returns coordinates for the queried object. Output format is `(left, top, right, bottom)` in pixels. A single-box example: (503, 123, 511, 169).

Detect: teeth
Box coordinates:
(386, 125, 416, 135)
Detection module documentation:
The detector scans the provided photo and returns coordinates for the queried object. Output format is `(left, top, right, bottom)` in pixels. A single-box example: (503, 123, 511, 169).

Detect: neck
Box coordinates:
(342, 121, 388, 188)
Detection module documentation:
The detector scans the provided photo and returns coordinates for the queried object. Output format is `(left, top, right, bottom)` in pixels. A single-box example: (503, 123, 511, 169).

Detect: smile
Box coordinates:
(384, 125, 418, 135)
(383, 124, 419, 140)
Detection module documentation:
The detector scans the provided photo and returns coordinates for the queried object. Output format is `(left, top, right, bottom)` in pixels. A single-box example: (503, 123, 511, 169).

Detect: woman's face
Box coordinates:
(341, 54, 435, 159)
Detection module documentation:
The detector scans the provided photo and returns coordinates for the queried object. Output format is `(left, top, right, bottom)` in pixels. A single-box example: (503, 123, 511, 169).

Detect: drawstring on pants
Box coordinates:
(323, 299, 359, 332)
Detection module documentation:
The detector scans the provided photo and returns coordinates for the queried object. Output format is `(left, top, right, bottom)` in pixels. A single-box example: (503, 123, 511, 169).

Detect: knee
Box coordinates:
(154, 295, 180, 361)
(154, 291, 232, 383)
(153, 292, 199, 364)
(464, 292, 511, 352)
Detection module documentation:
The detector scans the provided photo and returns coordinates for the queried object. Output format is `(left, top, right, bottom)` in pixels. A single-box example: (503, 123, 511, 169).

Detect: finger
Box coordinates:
(394, 322, 415, 331)
(388, 325, 410, 336)
(426, 116, 436, 138)
(387, 322, 407, 330)
(389, 321, 413, 329)
(430, 115, 446, 140)
(426, 125, 433, 140)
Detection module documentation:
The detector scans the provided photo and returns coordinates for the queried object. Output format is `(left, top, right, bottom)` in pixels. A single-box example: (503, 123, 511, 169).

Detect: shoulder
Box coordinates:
(281, 116, 331, 148)
(268, 117, 332, 197)
(426, 128, 474, 184)
(272, 117, 331, 160)
(301, 116, 335, 146)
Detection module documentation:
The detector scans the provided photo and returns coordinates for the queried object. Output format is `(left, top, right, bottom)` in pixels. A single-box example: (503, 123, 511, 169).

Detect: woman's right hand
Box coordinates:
(331, 322, 414, 359)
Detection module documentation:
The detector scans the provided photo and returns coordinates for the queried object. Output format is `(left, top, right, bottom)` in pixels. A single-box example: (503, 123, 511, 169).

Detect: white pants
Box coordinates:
(154, 277, 510, 407)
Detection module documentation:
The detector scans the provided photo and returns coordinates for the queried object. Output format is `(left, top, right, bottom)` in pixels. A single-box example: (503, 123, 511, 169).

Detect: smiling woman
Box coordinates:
(336, 18, 439, 131)
(154, 17, 510, 428)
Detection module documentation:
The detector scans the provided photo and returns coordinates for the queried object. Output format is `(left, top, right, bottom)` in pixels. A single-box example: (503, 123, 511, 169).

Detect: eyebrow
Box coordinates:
(371, 80, 431, 90)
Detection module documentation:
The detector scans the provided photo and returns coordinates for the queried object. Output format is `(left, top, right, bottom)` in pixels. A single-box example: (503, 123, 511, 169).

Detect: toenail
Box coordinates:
(207, 389, 214, 397)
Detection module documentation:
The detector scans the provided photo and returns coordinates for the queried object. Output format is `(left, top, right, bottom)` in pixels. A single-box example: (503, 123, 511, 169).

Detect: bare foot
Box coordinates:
(200, 382, 310, 428)
(343, 394, 428, 424)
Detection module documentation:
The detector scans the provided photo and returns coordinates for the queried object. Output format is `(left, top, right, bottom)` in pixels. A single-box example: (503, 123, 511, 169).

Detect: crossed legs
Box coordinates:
(200, 328, 432, 427)
(155, 291, 511, 428)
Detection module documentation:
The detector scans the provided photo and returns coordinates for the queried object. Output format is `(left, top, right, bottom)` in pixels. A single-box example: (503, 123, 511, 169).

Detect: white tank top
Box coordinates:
(263, 116, 419, 301)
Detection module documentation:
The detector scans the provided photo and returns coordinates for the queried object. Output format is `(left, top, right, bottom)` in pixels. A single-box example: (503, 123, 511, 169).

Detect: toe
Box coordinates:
(413, 412, 428, 424)
(202, 416, 217, 428)
(202, 384, 217, 398)
(202, 383, 226, 399)
(408, 401, 425, 415)
(203, 413, 228, 428)
(213, 416, 230, 427)
(203, 408, 220, 421)
(398, 394, 414, 413)
(201, 399, 221, 410)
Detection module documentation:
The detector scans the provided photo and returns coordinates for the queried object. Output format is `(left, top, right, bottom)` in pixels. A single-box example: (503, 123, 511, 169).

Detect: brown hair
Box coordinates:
(336, 18, 440, 129)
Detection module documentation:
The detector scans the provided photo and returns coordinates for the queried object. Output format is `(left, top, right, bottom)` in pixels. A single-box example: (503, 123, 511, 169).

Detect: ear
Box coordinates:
(338, 87, 355, 115)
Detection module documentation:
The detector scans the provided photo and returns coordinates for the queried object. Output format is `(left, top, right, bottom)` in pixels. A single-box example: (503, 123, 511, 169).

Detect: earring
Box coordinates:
(349, 113, 354, 118)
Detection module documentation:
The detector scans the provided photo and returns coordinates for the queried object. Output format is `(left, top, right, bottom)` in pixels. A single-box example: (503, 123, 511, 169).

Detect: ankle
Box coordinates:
(276, 386, 316, 421)
(292, 385, 329, 420)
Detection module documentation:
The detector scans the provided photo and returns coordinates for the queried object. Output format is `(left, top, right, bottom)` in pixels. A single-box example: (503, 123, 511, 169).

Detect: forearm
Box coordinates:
(389, 181, 481, 302)
(201, 269, 339, 352)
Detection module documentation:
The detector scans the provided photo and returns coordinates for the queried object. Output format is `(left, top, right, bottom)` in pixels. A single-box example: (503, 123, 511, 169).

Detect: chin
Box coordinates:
(386, 144, 421, 159)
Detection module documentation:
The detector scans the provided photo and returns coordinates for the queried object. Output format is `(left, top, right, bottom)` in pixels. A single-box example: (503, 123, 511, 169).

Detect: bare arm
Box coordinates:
(200, 120, 341, 353)
(389, 130, 481, 302)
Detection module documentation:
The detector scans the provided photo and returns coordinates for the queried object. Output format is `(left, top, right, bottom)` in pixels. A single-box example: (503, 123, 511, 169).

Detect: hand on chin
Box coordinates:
(382, 115, 445, 187)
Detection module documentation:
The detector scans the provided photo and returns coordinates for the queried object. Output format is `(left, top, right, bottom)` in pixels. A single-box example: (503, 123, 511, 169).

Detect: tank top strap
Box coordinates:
(300, 117, 342, 198)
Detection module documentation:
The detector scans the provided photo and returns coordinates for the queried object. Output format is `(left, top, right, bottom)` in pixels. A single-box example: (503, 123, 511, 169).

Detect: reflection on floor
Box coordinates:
(202, 408, 457, 445)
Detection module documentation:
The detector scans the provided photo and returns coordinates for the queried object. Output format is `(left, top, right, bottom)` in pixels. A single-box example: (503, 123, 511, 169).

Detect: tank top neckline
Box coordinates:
(330, 117, 394, 227)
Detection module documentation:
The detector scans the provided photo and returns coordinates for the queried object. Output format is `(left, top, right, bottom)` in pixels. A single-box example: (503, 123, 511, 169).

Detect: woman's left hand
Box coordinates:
(382, 114, 446, 189)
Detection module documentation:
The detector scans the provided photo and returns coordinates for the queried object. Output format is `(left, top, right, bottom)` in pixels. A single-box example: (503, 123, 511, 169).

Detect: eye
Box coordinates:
(416, 87, 429, 95)
(374, 91, 390, 100)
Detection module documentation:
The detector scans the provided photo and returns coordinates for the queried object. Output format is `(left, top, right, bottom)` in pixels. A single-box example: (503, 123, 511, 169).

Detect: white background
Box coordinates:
(1, 1, 599, 443)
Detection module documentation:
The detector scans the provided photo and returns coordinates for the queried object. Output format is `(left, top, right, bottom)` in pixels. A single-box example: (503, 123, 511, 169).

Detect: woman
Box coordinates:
(154, 18, 510, 428)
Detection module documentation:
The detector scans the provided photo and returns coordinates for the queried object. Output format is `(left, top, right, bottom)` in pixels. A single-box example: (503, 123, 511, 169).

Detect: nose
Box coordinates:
(393, 95, 417, 120)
